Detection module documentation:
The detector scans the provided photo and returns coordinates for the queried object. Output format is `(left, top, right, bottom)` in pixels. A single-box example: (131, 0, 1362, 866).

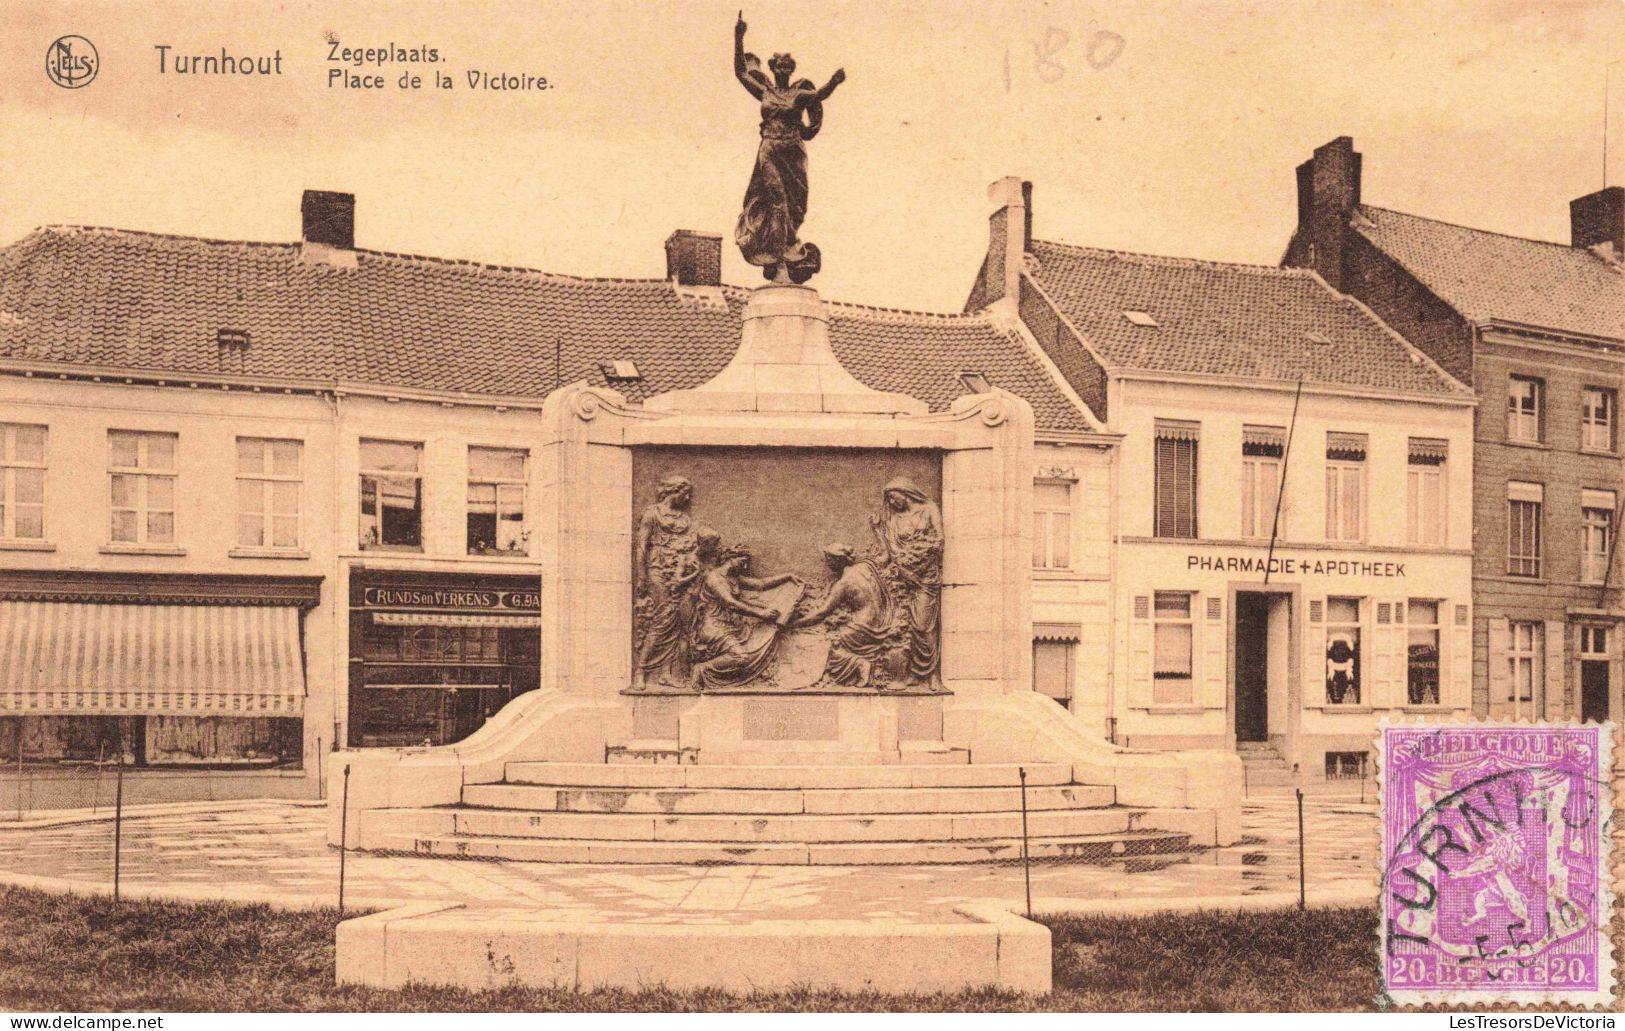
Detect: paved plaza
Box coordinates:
(0, 795, 1374, 922)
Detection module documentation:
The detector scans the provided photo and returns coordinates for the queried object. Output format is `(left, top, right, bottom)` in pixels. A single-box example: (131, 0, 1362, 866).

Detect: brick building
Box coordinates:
(1285, 138, 1625, 721)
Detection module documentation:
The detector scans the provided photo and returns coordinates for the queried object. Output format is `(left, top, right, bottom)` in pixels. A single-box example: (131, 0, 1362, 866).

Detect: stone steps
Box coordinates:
(503, 761, 1075, 790)
(461, 782, 1116, 815)
(370, 804, 1141, 843)
(379, 828, 1194, 866)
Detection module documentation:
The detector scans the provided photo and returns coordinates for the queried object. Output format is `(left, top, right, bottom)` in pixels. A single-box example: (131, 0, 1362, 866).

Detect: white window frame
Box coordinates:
(0, 423, 46, 541)
(1507, 482, 1544, 578)
(1507, 620, 1541, 715)
(1240, 454, 1283, 540)
(1032, 479, 1073, 570)
(1507, 376, 1543, 444)
(1406, 453, 1447, 548)
(108, 430, 177, 546)
(1581, 496, 1614, 584)
(467, 446, 530, 555)
(1325, 460, 1366, 543)
(1582, 387, 1616, 453)
(1151, 591, 1195, 705)
(358, 438, 424, 551)
(1580, 625, 1609, 659)
(235, 437, 303, 550)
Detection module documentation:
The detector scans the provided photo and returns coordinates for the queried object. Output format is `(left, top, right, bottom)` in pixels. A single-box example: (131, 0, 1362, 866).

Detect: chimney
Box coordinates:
(301, 190, 355, 249)
(985, 176, 1033, 306)
(1570, 186, 1624, 261)
(1294, 137, 1361, 290)
(665, 230, 723, 287)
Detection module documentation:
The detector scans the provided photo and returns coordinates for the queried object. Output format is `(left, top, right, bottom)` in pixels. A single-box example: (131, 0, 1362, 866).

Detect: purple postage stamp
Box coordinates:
(1381, 723, 1615, 1007)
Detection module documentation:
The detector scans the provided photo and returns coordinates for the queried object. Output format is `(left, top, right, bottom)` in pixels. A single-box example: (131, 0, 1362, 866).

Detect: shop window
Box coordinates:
(1032, 480, 1072, 569)
(1507, 621, 1541, 716)
(1324, 432, 1366, 543)
(1507, 482, 1543, 578)
(1152, 591, 1194, 704)
(1581, 491, 1615, 584)
(354, 618, 540, 748)
(359, 439, 423, 549)
(467, 447, 529, 555)
(0, 423, 46, 541)
(108, 430, 177, 545)
(1407, 600, 1441, 705)
(1582, 387, 1616, 452)
(1507, 376, 1543, 443)
(1153, 421, 1198, 539)
(1032, 640, 1074, 707)
(1406, 438, 1447, 547)
(1240, 426, 1285, 540)
(235, 438, 302, 549)
(1325, 597, 1362, 705)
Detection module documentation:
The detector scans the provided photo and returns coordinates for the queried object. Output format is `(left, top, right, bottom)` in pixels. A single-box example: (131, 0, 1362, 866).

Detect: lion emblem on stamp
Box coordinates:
(1380, 724, 1615, 1007)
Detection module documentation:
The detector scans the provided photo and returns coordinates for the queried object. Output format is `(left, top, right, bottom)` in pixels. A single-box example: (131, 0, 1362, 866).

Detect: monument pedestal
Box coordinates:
(328, 282, 1243, 865)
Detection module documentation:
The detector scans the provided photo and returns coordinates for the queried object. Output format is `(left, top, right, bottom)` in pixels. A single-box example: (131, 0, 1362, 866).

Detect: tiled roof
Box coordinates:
(0, 226, 1094, 433)
(1354, 206, 1625, 341)
(1025, 239, 1470, 397)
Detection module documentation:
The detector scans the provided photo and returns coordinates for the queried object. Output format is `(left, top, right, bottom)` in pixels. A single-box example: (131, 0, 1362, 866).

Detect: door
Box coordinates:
(1235, 593, 1269, 742)
(1581, 661, 1609, 723)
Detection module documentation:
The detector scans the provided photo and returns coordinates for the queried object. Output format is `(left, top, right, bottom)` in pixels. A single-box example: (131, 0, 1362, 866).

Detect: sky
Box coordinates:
(3, 0, 1622, 312)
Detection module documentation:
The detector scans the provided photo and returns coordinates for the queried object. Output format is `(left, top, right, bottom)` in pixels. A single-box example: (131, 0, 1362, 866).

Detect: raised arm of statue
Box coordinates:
(814, 67, 845, 102)
(733, 13, 764, 99)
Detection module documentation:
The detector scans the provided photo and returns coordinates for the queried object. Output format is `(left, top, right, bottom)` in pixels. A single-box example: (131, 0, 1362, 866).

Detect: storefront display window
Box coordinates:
(1406, 599, 1440, 705)
(1325, 597, 1361, 705)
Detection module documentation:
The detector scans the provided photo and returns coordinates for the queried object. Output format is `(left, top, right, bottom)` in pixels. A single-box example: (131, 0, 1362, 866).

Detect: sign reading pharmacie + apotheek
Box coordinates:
(361, 586, 541, 612)
(1185, 552, 1407, 577)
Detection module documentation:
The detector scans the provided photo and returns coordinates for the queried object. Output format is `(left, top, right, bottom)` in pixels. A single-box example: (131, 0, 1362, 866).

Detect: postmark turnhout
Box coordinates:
(1381, 724, 1615, 1008)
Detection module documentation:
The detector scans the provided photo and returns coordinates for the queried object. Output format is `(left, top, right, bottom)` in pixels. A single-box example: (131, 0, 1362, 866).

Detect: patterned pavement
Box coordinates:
(0, 795, 1375, 923)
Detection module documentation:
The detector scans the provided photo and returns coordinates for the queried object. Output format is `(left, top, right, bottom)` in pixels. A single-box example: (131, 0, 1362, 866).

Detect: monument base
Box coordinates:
(625, 691, 950, 765)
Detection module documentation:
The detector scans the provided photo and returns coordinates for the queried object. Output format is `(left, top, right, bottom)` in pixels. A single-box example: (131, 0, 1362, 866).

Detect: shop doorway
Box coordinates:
(1581, 661, 1610, 723)
(1235, 591, 1292, 744)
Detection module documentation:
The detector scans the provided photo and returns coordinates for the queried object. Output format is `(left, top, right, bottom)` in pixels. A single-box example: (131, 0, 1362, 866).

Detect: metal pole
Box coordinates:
(338, 763, 351, 914)
(15, 719, 23, 822)
(113, 752, 125, 902)
(1018, 766, 1033, 920)
(1264, 378, 1305, 586)
(1296, 786, 1306, 912)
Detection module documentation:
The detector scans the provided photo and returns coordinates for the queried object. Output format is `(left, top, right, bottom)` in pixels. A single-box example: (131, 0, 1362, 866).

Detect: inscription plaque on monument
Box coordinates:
(629, 446, 943, 695)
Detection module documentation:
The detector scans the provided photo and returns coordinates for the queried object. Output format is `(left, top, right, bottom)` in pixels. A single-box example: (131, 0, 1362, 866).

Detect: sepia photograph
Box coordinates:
(0, 0, 1622, 1016)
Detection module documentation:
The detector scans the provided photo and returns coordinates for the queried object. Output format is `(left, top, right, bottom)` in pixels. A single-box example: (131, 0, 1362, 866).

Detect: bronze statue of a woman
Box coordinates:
(733, 13, 845, 284)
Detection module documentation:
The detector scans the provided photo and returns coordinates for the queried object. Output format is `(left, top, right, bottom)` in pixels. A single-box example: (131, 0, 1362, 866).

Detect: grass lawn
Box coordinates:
(0, 887, 1381, 1012)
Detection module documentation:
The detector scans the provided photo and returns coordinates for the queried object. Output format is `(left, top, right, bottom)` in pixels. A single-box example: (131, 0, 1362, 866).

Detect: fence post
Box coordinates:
(338, 763, 351, 914)
(14, 725, 23, 822)
(1295, 786, 1306, 912)
(1018, 766, 1033, 920)
(113, 752, 125, 903)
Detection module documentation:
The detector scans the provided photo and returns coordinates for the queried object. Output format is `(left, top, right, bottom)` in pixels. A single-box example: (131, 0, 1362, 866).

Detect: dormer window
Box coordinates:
(957, 371, 992, 394)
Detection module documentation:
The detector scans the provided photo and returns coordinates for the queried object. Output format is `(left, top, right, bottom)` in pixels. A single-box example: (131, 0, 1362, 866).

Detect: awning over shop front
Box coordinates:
(0, 601, 305, 716)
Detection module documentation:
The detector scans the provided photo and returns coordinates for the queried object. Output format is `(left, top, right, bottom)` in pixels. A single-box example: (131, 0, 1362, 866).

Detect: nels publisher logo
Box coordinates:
(46, 35, 99, 89)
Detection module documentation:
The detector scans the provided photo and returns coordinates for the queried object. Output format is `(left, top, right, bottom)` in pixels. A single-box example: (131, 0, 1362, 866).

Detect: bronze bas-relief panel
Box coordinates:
(630, 446, 943, 695)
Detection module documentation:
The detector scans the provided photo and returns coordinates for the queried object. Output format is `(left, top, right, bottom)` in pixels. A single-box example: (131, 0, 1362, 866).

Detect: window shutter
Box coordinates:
(1544, 621, 1566, 720)
(1448, 603, 1471, 709)
(1201, 595, 1225, 708)
(1306, 596, 1327, 705)
(1487, 617, 1510, 716)
(1129, 595, 1153, 706)
(1372, 601, 1400, 707)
